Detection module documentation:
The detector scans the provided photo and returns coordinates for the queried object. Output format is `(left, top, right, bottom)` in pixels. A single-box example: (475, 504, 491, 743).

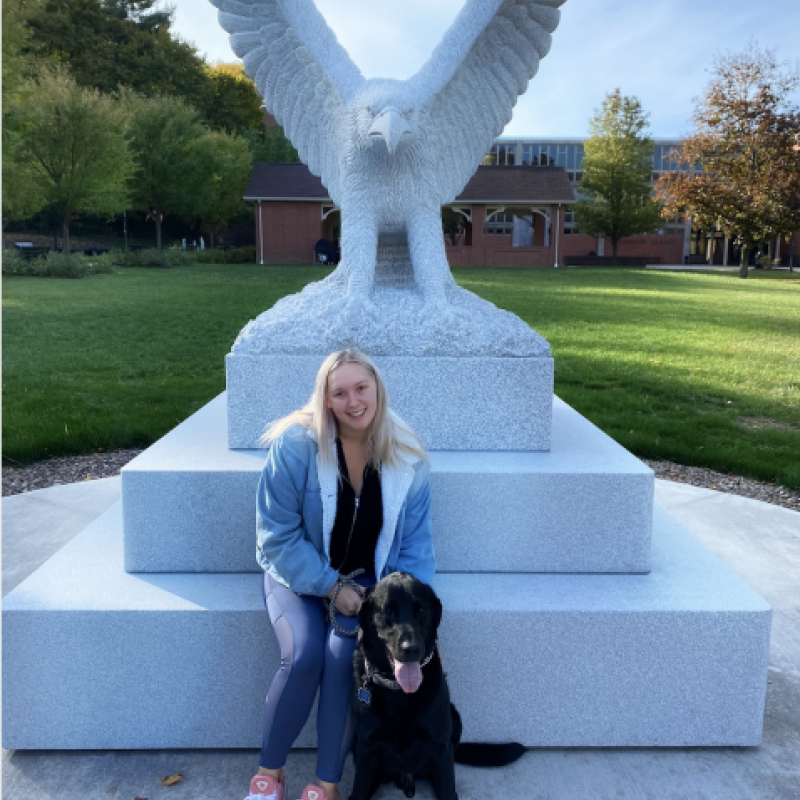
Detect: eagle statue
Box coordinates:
(209, 0, 565, 315)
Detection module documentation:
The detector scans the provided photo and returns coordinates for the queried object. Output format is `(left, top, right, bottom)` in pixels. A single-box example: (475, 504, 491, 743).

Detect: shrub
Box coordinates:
(48, 251, 113, 277)
(109, 245, 256, 268)
(2, 248, 35, 276)
(111, 248, 190, 269)
(1, 249, 113, 278)
(195, 245, 256, 264)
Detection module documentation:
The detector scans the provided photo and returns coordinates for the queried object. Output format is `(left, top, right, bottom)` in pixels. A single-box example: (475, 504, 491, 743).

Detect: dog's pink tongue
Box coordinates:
(394, 661, 423, 693)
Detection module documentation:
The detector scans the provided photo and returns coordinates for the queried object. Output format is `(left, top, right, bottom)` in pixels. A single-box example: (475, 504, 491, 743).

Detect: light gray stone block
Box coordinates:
(3, 503, 770, 749)
(226, 354, 553, 451)
(122, 393, 652, 574)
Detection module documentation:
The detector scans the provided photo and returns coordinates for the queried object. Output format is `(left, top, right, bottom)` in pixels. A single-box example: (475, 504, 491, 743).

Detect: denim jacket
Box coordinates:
(256, 423, 435, 596)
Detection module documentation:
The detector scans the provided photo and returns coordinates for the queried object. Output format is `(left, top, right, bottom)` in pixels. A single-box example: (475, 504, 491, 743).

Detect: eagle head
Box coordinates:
(353, 80, 416, 156)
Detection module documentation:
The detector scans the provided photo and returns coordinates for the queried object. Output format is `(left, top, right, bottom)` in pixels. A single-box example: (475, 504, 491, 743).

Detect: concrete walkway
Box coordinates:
(3, 479, 799, 799)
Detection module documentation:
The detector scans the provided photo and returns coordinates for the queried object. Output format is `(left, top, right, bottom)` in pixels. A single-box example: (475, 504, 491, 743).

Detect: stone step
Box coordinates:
(226, 354, 554, 451)
(121, 393, 653, 574)
(2, 503, 770, 749)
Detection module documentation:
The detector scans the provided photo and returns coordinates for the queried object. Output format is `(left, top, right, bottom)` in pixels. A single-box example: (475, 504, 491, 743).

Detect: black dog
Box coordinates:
(349, 572, 524, 800)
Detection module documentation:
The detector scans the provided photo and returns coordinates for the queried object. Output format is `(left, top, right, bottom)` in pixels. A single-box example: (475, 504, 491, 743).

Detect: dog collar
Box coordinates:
(360, 643, 437, 701)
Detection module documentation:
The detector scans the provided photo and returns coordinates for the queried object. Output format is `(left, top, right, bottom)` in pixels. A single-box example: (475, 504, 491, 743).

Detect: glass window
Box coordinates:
(491, 144, 517, 166)
(567, 146, 575, 170)
(484, 211, 514, 235)
(575, 146, 584, 169)
(556, 145, 568, 167)
(521, 144, 533, 165)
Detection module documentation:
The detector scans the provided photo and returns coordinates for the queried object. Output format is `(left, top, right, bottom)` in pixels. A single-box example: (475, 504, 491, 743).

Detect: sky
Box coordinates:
(171, 0, 800, 139)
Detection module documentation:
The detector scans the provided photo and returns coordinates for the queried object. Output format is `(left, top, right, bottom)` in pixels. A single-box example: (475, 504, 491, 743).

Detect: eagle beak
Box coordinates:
(368, 106, 411, 155)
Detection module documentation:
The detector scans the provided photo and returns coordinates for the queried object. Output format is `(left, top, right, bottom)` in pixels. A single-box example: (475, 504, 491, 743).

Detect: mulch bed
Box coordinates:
(642, 459, 799, 512)
(2, 450, 798, 513)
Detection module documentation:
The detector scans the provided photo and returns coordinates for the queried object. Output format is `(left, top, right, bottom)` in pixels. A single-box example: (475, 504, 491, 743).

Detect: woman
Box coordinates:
(247, 349, 435, 800)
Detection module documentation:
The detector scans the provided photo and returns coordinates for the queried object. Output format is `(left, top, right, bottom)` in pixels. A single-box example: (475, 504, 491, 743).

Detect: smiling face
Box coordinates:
(325, 362, 379, 438)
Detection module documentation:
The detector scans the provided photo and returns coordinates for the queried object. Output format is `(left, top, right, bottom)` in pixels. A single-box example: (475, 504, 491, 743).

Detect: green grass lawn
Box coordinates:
(3, 265, 799, 489)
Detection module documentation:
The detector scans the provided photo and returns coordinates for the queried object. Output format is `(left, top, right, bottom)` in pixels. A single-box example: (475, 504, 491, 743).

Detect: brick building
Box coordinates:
(244, 136, 798, 267)
(488, 137, 800, 266)
(246, 163, 588, 267)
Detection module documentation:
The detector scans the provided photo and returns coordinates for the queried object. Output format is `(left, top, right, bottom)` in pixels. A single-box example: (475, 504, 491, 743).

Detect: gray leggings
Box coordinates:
(260, 572, 376, 783)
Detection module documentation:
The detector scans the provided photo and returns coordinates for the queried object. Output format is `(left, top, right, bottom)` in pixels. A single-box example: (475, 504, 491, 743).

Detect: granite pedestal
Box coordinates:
(226, 355, 554, 451)
(2, 502, 770, 750)
(122, 393, 653, 574)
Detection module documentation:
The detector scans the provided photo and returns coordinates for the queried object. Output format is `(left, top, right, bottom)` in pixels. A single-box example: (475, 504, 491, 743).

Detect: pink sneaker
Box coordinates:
(246, 773, 285, 800)
(298, 786, 335, 800)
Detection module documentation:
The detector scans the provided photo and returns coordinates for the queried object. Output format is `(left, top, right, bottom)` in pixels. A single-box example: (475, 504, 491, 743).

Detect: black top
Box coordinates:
(329, 439, 383, 577)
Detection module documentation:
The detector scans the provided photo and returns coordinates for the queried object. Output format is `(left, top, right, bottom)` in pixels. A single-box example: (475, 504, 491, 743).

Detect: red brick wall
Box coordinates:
(560, 232, 683, 264)
(255, 202, 323, 264)
(253, 200, 684, 268)
(445, 203, 560, 267)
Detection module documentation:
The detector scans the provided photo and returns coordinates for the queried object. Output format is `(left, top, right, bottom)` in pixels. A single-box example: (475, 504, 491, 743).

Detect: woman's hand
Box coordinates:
(328, 583, 364, 616)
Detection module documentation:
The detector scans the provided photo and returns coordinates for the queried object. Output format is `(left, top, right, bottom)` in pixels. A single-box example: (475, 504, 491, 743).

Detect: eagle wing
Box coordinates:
(209, 0, 365, 204)
(408, 0, 566, 205)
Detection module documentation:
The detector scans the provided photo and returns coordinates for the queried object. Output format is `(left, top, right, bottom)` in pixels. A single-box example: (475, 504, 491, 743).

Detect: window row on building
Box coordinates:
(485, 139, 692, 186)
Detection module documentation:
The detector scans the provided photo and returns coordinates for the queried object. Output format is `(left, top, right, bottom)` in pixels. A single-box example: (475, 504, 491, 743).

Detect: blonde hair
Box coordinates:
(260, 349, 427, 468)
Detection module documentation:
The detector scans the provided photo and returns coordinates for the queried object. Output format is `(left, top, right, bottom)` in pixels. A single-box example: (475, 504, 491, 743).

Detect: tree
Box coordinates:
(199, 63, 266, 137)
(126, 93, 207, 252)
(656, 45, 800, 278)
(26, 0, 210, 110)
(194, 131, 253, 248)
(3, 0, 42, 107)
(243, 122, 300, 164)
(4, 69, 133, 253)
(573, 90, 663, 261)
(2, 0, 50, 221)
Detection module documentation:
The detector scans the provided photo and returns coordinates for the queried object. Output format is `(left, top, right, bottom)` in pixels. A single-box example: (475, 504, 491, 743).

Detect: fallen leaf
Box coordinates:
(160, 774, 183, 787)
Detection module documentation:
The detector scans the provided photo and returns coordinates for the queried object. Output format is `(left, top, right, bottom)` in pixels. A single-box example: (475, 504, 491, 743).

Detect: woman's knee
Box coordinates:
(285, 639, 325, 682)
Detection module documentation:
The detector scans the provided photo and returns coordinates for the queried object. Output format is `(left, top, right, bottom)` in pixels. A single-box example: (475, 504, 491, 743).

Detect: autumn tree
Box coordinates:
(126, 93, 208, 253)
(656, 45, 800, 278)
(573, 90, 663, 261)
(4, 69, 133, 253)
(194, 131, 253, 248)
